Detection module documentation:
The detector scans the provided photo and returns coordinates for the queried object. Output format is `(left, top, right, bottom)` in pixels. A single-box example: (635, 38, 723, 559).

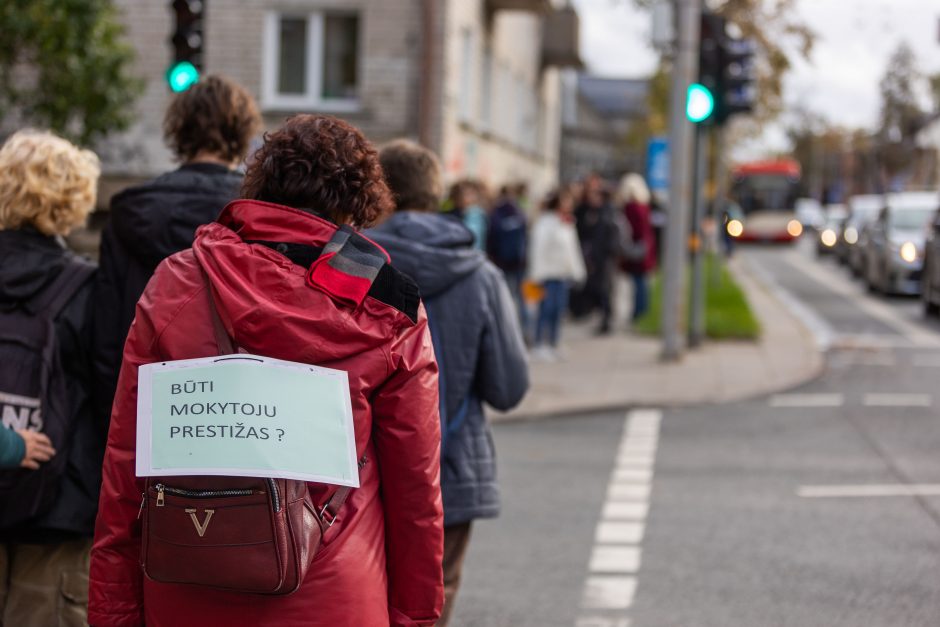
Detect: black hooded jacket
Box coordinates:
(0, 229, 101, 540)
(94, 163, 241, 411)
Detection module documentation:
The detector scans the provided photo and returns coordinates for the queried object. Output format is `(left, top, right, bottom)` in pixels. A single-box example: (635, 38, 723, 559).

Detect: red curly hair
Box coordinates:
(241, 115, 393, 227)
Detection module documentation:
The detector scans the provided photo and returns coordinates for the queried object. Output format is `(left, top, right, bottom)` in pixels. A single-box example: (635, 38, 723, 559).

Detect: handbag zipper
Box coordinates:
(152, 481, 280, 512)
(154, 483, 261, 507)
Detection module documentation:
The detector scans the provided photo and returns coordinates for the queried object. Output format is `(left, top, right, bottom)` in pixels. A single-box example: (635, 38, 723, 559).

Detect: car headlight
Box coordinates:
(787, 220, 803, 237)
(727, 219, 744, 238)
(844, 226, 858, 245)
(900, 241, 917, 263)
(820, 229, 837, 247)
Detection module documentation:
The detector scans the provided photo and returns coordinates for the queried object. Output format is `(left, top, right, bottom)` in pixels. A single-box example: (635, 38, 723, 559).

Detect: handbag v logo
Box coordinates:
(185, 508, 215, 537)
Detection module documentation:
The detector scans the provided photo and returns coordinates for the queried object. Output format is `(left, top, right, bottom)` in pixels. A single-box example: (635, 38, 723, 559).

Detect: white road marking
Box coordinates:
(602, 502, 649, 520)
(582, 576, 637, 610)
(862, 393, 932, 407)
(577, 409, 663, 625)
(784, 250, 940, 347)
(798, 484, 940, 498)
(576, 618, 631, 627)
(769, 393, 844, 408)
(589, 546, 641, 574)
(612, 468, 653, 483)
(607, 483, 652, 501)
(596, 522, 645, 544)
(618, 439, 658, 454)
(744, 255, 835, 351)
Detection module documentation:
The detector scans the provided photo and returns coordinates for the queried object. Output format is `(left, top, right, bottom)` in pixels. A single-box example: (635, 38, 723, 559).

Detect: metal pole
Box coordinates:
(689, 124, 707, 347)
(711, 125, 727, 285)
(661, 0, 701, 361)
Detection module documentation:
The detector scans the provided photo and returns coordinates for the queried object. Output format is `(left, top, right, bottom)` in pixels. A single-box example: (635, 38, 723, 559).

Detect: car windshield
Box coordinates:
(890, 207, 933, 231)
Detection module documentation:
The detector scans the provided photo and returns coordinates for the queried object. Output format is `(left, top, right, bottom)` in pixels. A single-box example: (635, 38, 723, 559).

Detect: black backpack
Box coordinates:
(0, 257, 95, 528)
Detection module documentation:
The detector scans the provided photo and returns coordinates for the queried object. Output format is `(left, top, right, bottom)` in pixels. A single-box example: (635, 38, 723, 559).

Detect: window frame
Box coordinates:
(262, 11, 361, 113)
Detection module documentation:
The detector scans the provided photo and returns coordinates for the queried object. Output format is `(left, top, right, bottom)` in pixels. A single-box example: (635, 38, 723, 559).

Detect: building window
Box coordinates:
(263, 12, 360, 111)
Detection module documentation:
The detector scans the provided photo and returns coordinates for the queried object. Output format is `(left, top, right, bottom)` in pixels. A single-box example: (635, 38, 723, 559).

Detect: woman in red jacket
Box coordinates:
(88, 115, 444, 626)
(619, 173, 657, 322)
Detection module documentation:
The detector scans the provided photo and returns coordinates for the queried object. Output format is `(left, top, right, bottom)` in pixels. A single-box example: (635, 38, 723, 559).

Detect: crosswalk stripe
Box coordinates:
(602, 502, 649, 520)
(596, 521, 645, 544)
(769, 393, 844, 407)
(862, 393, 932, 407)
(589, 546, 641, 574)
(582, 576, 637, 610)
(798, 484, 940, 498)
(577, 409, 662, 625)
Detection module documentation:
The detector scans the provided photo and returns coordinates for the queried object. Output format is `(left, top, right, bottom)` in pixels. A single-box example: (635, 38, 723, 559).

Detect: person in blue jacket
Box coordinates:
(369, 140, 530, 626)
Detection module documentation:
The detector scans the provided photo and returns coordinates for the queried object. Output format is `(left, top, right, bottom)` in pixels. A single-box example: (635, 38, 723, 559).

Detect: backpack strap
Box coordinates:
(26, 258, 95, 319)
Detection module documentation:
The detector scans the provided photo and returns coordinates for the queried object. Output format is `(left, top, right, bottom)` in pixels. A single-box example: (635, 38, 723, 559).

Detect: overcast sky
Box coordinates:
(571, 0, 940, 151)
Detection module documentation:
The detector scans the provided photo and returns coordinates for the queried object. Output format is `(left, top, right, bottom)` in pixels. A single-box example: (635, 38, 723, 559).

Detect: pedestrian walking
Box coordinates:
(94, 74, 261, 413)
(487, 185, 530, 339)
(619, 173, 657, 322)
(529, 188, 586, 360)
(574, 175, 622, 334)
(446, 179, 488, 251)
(368, 140, 529, 626)
(89, 115, 444, 627)
(0, 130, 102, 627)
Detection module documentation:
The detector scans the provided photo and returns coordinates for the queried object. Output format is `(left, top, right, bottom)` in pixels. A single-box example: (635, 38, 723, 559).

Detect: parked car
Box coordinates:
(796, 197, 825, 230)
(863, 192, 935, 295)
(816, 204, 847, 256)
(838, 194, 884, 273)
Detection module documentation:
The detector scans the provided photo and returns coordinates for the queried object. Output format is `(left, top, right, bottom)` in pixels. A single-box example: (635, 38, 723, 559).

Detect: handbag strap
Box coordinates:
(318, 487, 350, 527)
(205, 283, 236, 355)
(202, 270, 352, 527)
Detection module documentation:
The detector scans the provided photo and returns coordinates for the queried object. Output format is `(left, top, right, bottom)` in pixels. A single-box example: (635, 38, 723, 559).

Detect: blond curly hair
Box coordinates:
(0, 130, 100, 236)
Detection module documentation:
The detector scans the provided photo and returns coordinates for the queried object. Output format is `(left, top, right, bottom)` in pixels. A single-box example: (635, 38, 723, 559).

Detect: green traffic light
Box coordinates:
(167, 61, 200, 93)
(686, 83, 715, 124)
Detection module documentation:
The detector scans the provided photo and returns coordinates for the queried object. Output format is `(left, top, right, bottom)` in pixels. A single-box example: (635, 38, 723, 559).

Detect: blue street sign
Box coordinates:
(646, 137, 669, 194)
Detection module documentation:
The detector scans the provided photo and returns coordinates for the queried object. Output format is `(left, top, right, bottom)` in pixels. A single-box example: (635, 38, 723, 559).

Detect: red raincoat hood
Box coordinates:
(193, 199, 403, 363)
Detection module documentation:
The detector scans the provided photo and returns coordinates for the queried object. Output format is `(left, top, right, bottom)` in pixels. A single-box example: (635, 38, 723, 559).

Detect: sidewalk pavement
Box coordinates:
(492, 255, 824, 420)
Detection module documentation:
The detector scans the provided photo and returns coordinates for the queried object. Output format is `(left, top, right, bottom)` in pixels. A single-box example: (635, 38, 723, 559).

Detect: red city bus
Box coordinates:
(727, 159, 803, 242)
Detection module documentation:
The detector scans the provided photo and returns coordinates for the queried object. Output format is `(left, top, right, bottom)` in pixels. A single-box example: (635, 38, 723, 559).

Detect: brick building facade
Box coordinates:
(100, 0, 580, 199)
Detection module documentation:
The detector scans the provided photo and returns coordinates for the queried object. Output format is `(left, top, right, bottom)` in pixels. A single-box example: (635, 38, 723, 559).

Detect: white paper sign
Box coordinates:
(136, 354, 359, 487)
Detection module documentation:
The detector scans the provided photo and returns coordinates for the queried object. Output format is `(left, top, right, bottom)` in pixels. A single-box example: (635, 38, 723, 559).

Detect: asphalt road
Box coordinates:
(451, 240, 940, 627)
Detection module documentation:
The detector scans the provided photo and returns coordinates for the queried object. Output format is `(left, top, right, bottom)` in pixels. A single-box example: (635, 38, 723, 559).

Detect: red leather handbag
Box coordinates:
(138, 283, 351, 595)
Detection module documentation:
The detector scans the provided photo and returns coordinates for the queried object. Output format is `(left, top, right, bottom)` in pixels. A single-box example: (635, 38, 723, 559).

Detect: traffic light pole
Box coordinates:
(661, 0, 701, 361)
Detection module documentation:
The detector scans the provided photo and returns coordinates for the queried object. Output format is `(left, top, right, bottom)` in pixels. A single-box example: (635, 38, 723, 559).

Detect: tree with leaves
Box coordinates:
(0, 0, 142, 147)
(630, 0, 815, 128)
(876, 42, 928, 183)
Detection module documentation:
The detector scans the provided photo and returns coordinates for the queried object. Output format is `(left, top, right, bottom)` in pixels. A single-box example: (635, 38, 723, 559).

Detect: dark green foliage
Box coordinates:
(0, 0, 143, 146)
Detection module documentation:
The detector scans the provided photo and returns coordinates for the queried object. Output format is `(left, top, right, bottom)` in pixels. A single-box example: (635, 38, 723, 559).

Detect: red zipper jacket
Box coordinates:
(88, 200, 444, 626)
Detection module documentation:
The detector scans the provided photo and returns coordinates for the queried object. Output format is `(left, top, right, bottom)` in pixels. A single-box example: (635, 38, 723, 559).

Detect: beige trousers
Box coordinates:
(0, 538, 92, 627)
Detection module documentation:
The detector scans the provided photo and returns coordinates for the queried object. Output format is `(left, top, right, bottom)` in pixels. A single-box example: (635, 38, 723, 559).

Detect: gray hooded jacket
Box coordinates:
(368, 211, 529, 525)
